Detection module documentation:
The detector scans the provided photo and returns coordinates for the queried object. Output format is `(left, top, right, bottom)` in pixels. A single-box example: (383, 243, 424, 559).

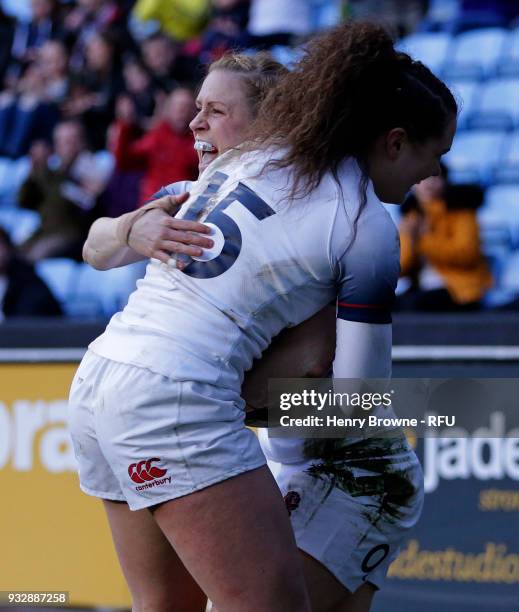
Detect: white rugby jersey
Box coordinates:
(89, 148, 400, 390)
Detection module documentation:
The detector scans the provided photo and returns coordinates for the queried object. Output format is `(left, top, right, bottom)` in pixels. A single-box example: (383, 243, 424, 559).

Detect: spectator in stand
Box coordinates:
(95, 55, 156, 218)
(132, 0, 210, 42)
(112, 87, 198, 204)
(18, 121, 112, 262)
(140, 33, 199, 93)
(96, 122, 143, 219)
(0, 226, 62, 318)
(0, 41, 68, 157)
(64, 32, 124, 151)
(63, 0, 121, 72)
(397, 166, 493, 311)
(5, 0, 61, 87)
(0, 7, 16, 88)
(200, 0, 250, 63)
(122, 56, 156, 124)
(37, 39, 70, 103)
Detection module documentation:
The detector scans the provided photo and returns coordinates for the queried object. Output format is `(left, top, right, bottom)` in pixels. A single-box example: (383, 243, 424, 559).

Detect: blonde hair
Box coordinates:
(208, 52, 288, 117)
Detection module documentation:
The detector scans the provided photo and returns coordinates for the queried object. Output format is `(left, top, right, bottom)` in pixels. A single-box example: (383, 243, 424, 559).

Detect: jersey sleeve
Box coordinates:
(145, 180, 194, 203)
(332, 204, 400, 325)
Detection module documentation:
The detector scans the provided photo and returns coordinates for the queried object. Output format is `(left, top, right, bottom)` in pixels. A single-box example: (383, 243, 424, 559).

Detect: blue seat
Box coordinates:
(477, 223, 512, 302)
(96, 261, 147, 315)
(1, 0, 32, 21)
(444, 28, 508, 79)
(0, 156, 30, 207)
(467, 79, 519, 130)
(494, 131, 519, 183)
(12, 156, 30, 191)
(309, 0, 341, 30)
(35, 258, 78, 305)
(397, 32, 452, 74)
(479, 184, 519, 246)
(446, 79, 480, 129)
(484, 184, 519, 211)
(65, 261, 146, 318)
(270, 45, 304, 69)
(0, 208, 40, 244)
(501, 252, 519, 292)
(487, 251, 519, 306)
(418, 0, 460, 33)
(64, 264, 104, 318)
(0, 158, 12, 205)
(498, 27, 519, 77)
(443, 130, 507, 185)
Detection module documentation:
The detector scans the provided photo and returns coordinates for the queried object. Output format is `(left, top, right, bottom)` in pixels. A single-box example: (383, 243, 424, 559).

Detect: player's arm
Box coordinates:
(333, 319, 392, 379)
(242, 304, 337, 412)
(83, 192, 213, 270)
(331, 297, 393, 420)
(331, 208, 400, 409)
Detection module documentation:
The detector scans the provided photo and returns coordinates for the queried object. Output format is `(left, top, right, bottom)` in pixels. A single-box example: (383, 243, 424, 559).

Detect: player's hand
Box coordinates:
(128, 196, 214, 264)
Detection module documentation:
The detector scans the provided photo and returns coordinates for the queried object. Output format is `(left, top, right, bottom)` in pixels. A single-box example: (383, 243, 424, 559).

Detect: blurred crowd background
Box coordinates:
(0, 0, 519, 319)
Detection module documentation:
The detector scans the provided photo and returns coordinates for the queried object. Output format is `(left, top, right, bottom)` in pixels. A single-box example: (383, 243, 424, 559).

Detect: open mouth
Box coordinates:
(194, 140, 218, 168)
(194, 140, 217, 153)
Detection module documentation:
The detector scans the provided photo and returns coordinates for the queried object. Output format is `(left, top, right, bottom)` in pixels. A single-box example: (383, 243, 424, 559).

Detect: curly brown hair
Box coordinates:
(252, 21, 457, 199)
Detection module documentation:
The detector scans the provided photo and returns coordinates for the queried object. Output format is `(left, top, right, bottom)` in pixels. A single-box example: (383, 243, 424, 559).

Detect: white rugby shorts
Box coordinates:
(68, 350, 266, 510)
(259, 431, 424, 593)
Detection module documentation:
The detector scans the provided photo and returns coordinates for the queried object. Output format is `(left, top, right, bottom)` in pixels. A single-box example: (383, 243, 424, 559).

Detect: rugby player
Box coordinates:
(73, 22, 457, 612)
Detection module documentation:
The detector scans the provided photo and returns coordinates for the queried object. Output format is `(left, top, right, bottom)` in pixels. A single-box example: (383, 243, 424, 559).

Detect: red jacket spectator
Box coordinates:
(113, 88, 198, 204)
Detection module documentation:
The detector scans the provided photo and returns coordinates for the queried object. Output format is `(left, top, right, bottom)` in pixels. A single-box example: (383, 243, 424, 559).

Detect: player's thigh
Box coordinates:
(153, 465, 311, 612)
(103, 500, 207, 612)
(301, 550, 376, 612)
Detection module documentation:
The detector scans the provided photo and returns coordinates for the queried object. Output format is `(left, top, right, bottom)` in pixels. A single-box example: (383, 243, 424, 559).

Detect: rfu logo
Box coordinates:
(128, 458, 167, 484)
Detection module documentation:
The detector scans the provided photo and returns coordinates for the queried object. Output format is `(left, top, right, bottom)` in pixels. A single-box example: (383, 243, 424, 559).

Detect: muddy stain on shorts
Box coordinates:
(302, 437, 417, 523)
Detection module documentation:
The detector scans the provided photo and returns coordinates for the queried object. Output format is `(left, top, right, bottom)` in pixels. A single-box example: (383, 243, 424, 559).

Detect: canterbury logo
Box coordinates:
(128, 458, 167, 483)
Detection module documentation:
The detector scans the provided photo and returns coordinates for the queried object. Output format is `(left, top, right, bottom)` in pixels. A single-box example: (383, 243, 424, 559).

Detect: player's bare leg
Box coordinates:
(301, 551, 376, 612)
(103, 500, 207, 612)
(153, 466, 312, 612)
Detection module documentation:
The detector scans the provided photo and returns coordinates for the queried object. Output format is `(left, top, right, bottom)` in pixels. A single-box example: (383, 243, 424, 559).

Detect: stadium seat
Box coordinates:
(397, 32, 452, 74)
(418, 0, 460, 33)
(446, 79, 479, 129)
(478, 223, 512, 304)
(443, 130, 507, 184)
(0, 208, 40, 244)
(64, 264, 105, 318)
(484, 184, 519, 211)
(1, 0, 32, 21)
(65, 260, 147, 318)
(0, 156, 30, 207)
(95, 261, 147, 316)
(309, 0, 342, 30)
(500, 252, 519, 292)
(467, 78, 519, 130)
(494, 130, 519, 183)
(443, 28, 508, 80)
(0, 158, 11, 205)
(485, 249, 519, 308)
(479, 184, 519, 246)
(498, 27, 519, 77)
(270, 45, 304, 68)
(35, 258, 78, 305)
